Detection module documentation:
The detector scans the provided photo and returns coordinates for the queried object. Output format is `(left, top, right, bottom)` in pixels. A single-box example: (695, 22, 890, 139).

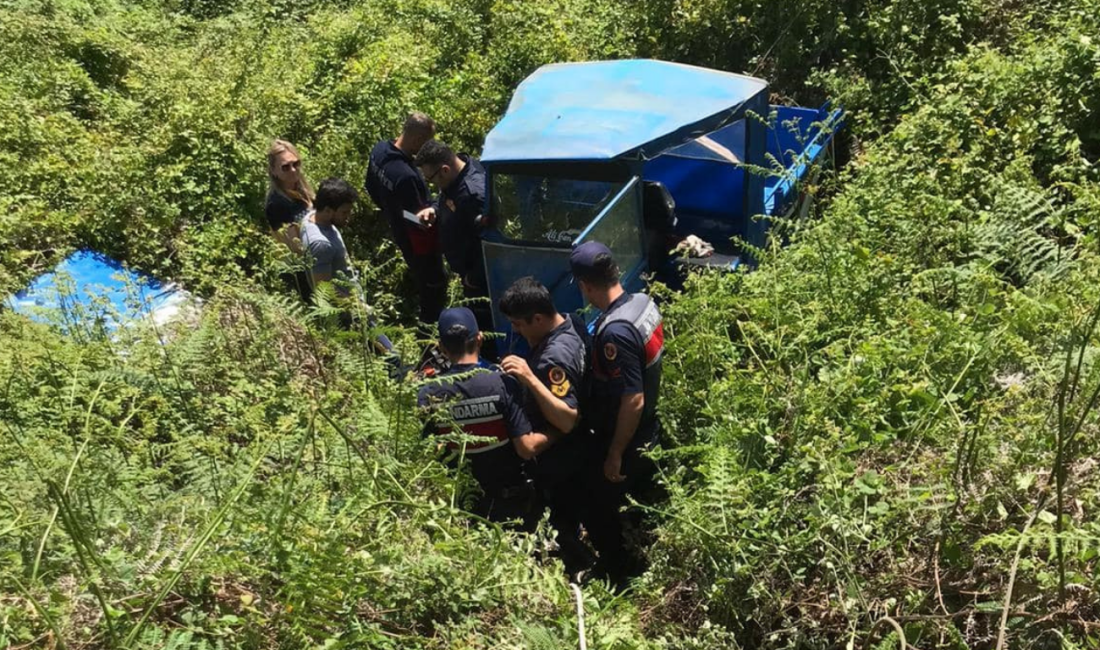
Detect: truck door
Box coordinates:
(575, 176, 646, 294)
(481, 171, 646, 349)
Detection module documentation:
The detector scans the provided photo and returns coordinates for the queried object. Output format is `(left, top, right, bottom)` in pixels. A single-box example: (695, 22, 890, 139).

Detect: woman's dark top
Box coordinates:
(265, 189, 310, 231)
(265, 188, 313, 303)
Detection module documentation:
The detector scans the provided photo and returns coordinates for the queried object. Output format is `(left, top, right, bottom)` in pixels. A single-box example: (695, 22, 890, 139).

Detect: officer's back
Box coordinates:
(418, 362, 528, 496)
(417, 307, 552, 522)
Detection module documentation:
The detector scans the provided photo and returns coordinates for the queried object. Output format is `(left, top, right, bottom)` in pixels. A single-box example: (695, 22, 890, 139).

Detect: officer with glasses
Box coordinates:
(414, 139, 493, 356)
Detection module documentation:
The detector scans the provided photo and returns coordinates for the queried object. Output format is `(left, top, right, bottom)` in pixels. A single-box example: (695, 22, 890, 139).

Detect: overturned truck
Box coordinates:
(476, 59, 843, 345)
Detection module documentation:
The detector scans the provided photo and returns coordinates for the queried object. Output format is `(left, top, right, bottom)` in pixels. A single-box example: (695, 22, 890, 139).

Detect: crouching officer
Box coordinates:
(499, 277, 594, 574)
(569, 241, 665, 587)
(414, 140, 494, 356)
(417, 307, 552, 525)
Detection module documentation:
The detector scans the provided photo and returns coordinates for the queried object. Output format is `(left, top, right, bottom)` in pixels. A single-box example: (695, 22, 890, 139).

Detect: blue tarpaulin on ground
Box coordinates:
(482, 59, 768, 164)
(7, 250, 191, 329)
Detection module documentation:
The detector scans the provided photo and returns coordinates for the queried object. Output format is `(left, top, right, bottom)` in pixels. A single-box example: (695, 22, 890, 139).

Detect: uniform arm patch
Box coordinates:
(548, 366, 571, 398)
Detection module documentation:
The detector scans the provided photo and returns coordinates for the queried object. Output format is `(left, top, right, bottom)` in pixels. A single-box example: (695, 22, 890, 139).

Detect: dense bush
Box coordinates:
(0, 0, 640, 302)
(0, 292, 654, 648)
(646, 6, 1100, 647)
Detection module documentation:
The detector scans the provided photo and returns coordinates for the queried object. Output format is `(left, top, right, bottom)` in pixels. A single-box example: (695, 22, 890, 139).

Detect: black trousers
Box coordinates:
(581, 426, 660, 584)
(403, 249, 448, 324)
(280, 270, 313, 303)
(529, 434, 597, 574)
(475, 482, 539, 530)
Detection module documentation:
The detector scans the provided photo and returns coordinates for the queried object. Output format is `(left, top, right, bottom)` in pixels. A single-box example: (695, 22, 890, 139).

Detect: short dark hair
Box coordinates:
(415, 139, 457, 168)
(573, 252, 620, 288)
(499, 276, 556, 322)
(403, 112, 435, 139)
(440, 325, 479, 357)
(314, 178, 359, 212)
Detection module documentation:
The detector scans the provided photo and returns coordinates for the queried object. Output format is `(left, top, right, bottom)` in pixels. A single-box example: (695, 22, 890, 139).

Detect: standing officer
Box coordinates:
(413, 140, 493, 346)
(569, 241, 664, 587)
(418, 307, 552, 524)
(365, 113, 447, 324)
(498, 277, 593, 573)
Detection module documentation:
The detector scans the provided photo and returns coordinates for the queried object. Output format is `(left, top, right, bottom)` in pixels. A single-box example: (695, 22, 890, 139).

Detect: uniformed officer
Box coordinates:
(498, 277, 594, 573)
(417, 307, 552, 524)
(364, 113, 448, 324)
(569, 241, 665, 586)
(413, 140, 493, 344)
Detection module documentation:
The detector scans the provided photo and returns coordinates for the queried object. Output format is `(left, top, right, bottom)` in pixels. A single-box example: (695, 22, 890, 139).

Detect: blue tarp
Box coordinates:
(7, 250, 191, 330)
(482, 59, 768, 164)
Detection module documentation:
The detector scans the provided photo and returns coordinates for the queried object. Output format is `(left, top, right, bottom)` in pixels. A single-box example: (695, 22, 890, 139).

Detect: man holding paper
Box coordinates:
(414, 140, 494, 354)
(364, 113, 448, 324)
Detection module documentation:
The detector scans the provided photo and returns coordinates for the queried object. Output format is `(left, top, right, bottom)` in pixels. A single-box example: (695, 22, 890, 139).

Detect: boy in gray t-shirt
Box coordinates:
(299, 178, 359, 297)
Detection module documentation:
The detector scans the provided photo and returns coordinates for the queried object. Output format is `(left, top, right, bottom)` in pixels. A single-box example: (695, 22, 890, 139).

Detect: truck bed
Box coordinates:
(643, 103, 843, 256)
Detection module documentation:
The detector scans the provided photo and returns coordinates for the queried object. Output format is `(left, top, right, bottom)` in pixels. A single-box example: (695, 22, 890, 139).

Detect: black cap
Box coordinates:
(438, 307, 479, 344)
(570, 241, 613, 280)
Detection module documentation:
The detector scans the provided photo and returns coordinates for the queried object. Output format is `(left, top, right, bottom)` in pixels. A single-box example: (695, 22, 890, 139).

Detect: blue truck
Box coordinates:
(477, 59, 843, 342)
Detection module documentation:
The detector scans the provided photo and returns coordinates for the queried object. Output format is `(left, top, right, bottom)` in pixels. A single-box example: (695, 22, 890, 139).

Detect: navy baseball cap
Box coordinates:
(438, 307, 479, 343)
(570, 241, 613, 280)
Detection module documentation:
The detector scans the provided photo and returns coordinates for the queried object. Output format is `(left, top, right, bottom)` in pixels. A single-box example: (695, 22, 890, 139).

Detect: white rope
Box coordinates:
(570, 583, 587, 650)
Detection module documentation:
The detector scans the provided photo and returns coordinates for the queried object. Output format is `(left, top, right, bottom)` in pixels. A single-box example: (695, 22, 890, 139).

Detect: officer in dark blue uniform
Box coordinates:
(364, 112, 448, 324)
(569, 241, 665, 587)
(498, 277, 594, 573)
(417, 307, 552, 524)
(413, 140, 494, 345)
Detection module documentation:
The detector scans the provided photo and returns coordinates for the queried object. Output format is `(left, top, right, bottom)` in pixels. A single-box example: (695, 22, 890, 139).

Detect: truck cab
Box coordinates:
(479, 59, 842, 345)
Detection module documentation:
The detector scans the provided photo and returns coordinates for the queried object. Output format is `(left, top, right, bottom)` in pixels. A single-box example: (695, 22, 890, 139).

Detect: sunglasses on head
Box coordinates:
(281, 160, 301, 172)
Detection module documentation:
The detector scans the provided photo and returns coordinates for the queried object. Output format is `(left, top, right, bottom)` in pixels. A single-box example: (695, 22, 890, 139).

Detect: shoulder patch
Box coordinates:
(548, 366, 570, 397)
(603, 342, 618, 361)
(548, 366, 566, 384)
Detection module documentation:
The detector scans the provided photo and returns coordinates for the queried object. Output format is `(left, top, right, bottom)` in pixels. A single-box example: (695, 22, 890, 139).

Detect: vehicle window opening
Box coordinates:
(491, 173, 626, 246)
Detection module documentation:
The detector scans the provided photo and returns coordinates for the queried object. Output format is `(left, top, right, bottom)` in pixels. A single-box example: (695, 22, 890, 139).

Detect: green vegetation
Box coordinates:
(3, 0, 1100, 648)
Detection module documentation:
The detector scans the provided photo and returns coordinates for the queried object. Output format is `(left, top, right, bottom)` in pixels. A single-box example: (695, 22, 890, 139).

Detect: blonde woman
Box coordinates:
(265, 139, 314, 300)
